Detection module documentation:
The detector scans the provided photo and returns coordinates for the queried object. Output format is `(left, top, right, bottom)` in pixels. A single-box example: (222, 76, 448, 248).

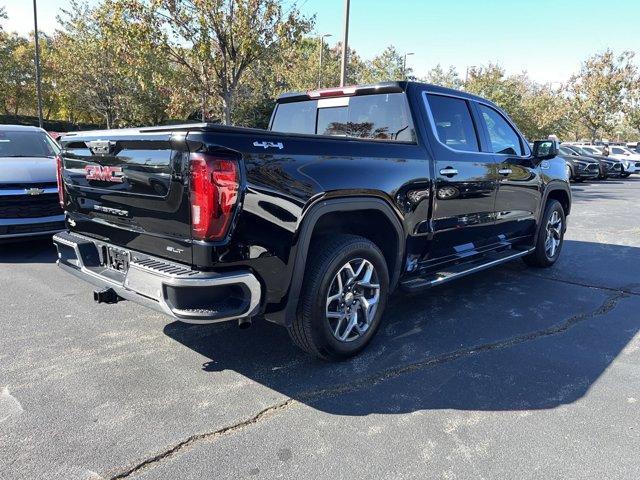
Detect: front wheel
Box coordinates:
(287, 235, 389, 360)
(523, 199, 566, 268)
(621, 172, 631, 178)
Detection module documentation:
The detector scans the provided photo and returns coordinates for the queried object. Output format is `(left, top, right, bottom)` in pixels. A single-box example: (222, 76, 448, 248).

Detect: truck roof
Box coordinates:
(277, 81, 492, 105)
(0, 124, 45, 132)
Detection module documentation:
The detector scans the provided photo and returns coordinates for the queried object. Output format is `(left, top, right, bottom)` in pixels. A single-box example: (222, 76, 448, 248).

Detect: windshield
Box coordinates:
(0, 130, 60, 158)
(570, 146, 589, 155)
(559, 147, 576, 156)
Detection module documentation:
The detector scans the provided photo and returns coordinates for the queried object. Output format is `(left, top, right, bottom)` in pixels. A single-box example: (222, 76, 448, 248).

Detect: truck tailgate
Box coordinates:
(60, 131, 192, 263)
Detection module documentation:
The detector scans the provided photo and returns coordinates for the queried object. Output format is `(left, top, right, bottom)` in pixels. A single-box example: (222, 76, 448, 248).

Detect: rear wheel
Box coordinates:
(523, 199, 565, 268)
(287, 235, 389, 360)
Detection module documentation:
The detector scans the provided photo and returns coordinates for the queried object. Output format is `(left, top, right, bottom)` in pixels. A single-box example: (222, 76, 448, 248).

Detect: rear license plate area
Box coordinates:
(102, 246, 130, 273)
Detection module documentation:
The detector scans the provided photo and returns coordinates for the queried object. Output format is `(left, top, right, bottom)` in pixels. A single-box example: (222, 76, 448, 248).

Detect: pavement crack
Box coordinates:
(109, 399, 296, 479)
(515, 271, 640, 296)
(109, 290, 626, 478)
(297, 290, 627, 401)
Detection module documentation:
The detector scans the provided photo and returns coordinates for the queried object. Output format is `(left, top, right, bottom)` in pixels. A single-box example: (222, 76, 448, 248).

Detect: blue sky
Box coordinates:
(3, 0, 639, 83)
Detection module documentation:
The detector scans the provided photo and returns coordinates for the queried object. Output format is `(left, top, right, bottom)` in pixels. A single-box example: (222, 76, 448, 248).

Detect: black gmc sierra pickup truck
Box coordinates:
(53, 81, 570, 360)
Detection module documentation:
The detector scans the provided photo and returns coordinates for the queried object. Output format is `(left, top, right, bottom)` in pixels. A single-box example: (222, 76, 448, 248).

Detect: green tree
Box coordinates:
(133, 0, 313, 125)
(55, 0, 178, 128)
(421, 65, 462, 89)
(567, 50, 636, 141)
(0, 33, 33, 116)
(361, 45, 407, 83)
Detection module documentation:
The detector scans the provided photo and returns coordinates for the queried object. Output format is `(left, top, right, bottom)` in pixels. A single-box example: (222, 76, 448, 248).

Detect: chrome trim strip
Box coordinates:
(0, 187, 58, 196)
(0, 229, 63, 239)
(403, 248, 535, 290)
(0, 214, 65, 226)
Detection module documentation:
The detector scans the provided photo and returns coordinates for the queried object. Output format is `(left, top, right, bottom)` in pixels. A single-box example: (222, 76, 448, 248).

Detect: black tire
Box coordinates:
(287, 234, 389, 361)
(523, 199, 566, 268)
(621, 172, 631, 178)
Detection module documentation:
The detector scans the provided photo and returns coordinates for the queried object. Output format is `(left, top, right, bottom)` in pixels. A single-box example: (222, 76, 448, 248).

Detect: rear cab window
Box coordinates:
(270, 93, 416, 142)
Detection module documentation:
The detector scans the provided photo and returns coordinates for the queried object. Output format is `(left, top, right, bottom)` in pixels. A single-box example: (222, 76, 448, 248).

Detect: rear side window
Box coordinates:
(426, 94, 479, 152)
(478, 104, 523, 156)
(611, 147, 625, 154)
(271, 93, 416, 142)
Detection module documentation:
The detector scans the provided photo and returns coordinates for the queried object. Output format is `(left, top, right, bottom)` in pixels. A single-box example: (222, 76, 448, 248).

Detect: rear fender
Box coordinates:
(266, 196, 405, 326)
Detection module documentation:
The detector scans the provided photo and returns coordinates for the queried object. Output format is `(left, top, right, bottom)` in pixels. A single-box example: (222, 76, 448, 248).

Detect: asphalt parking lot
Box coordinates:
(1, 178, 639, 480)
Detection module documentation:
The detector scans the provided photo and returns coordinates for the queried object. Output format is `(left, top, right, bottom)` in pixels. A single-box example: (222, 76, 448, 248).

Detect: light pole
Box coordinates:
(33, 0, 44, 128)
(340, 0, 350, 87)
(318, 33, 332, 89)
(402, 52, 414, 79)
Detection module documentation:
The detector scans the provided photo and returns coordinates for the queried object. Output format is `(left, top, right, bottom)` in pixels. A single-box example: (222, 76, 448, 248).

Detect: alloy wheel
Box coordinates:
(325, 258, 380, 342)
(544, 210, 563, 259)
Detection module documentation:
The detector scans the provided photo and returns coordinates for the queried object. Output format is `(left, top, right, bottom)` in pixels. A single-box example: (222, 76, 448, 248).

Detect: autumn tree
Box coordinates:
(567, 50, 636, 141)
(0, 34, 33, 116)
(131, 0, 313, 125)
(55, 0, 178, 128)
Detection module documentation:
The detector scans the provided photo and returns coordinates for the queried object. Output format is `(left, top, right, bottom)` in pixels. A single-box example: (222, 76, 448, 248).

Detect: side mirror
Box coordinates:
(533, 140, 558, 160)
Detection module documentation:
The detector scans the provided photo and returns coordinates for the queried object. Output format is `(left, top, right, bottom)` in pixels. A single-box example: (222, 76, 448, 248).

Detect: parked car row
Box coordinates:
(558, 143, 640, 182)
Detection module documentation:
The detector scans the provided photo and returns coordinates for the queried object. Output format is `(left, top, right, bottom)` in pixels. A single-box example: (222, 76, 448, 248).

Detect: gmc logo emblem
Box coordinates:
(85, 165, 124, 183)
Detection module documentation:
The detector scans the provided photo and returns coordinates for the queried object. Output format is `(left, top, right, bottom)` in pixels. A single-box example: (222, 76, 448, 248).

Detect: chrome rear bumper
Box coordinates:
(53, 231, 261, 324)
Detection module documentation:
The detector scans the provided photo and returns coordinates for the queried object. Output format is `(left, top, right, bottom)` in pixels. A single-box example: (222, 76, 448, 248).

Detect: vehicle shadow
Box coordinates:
(163, 240, 640, 415)
(0, 237, 58, 264)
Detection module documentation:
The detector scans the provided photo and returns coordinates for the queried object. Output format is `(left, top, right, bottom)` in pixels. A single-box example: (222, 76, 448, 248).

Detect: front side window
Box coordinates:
(0, 130, 60, 158)
(478, 104, 523, 156)
(559, 146, 576, 156)
(611, 147, 626, 155)
(426, 94, 479, 152)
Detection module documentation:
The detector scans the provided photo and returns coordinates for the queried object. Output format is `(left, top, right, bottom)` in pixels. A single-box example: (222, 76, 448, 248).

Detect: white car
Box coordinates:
(0, 125, 65, 241)
(607, 145, 640, 175)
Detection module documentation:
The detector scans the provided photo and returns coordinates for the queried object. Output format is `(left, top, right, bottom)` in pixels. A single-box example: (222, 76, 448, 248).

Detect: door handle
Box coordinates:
(498, 168, 512, 176)
(439, 167, 458, 177)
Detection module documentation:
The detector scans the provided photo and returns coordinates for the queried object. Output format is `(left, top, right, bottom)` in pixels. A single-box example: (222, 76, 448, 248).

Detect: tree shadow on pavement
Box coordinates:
(164, 240, 640, 415)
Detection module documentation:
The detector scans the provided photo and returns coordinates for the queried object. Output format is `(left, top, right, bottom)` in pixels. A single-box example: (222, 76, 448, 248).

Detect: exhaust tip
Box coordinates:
(238, 317, 252, 330)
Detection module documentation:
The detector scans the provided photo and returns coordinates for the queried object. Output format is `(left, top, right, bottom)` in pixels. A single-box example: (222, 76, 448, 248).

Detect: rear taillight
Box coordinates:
(55, 154, 64, 208)
(189, 153, 239, 242)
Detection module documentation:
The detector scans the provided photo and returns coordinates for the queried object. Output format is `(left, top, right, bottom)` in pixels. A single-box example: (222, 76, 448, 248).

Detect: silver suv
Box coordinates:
(0, 125, 64, 241)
